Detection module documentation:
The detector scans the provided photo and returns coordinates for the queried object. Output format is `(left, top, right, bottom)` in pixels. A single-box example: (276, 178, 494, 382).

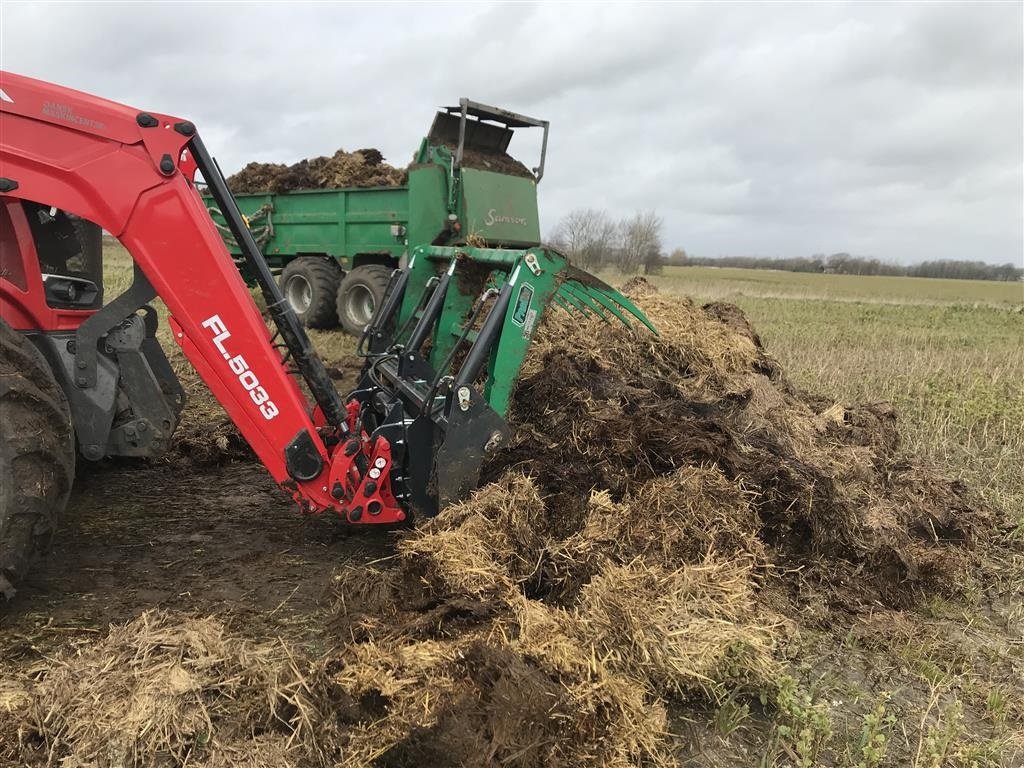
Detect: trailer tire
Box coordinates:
(337, 265, 393, 337)
(280, 257, 342, 329)
(0, 320, 75, 601)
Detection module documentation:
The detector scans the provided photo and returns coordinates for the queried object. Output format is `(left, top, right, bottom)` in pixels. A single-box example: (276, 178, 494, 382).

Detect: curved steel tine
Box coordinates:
(553, 294, 576, 316)
(556, 286, 593, 317)
(592, 285, 658, 334)
(560, 282, 610, 322)
(556, 264, 657, 334)
(577, 284, 633, 328)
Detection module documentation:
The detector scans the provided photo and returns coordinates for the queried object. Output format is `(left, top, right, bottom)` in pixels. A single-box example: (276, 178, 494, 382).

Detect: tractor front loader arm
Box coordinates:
(1, 72, 657, 527)
(0, 71, 355, 514)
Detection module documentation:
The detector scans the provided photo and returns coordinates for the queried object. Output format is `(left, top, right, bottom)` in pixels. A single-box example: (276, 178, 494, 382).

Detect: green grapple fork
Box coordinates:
(350, 244, 654, 519)
(347, 99, 655, 520)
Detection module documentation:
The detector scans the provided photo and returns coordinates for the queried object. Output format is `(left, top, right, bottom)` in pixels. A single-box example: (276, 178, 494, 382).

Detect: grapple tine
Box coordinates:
(577, 284, 633, 328)
(558, 265, 657, 333)
(559, 282, 610, 322)
(555, 286, 595, 318)
(591, 285, 659, 335)
(553, 294, 578, 316)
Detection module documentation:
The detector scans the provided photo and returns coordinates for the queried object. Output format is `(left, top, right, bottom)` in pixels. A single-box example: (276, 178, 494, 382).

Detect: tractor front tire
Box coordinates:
(0, 320, 75, 600)
(279, 257, 342, 329)
(336, 265, 393, 337)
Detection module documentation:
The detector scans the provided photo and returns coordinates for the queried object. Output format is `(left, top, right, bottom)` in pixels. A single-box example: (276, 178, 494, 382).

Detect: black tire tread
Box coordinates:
(336, 264, 393, 336)
(0, 320, 75, 600)
(279, 257, 342, 329)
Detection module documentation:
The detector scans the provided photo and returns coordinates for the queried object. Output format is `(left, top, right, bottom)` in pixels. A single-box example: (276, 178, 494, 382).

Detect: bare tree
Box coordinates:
(549, 209, 618, 271)
(666, 248, 688, 266)
(617, 211, 663, 274)
(642, 243, 664, 275)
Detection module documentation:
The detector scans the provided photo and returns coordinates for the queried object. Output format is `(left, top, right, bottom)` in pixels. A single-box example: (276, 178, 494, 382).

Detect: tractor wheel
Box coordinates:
(336, 265, 392, 336)
(0, 320, 75, 600)
(279, 257, 342, 329)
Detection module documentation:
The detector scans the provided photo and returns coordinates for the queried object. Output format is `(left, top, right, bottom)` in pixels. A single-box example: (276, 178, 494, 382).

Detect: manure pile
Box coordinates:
(226, 142, 535, 195)
(310, 288, 998, 765)
(227, 148, 407, 194)
(1, 613, 323, 768)
(1, 286, 1007, 767)
(435, 142, 536, 179)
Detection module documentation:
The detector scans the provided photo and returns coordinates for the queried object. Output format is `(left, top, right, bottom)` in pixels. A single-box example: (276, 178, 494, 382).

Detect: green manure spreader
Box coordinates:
(206, 99, 557, 335)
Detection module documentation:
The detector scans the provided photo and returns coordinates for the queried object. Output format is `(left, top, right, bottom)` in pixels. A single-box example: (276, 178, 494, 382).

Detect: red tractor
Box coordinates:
(0, 72, 649, 598)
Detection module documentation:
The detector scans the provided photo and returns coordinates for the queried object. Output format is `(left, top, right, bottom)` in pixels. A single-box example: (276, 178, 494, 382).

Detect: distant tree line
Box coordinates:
(549, 210, 1022, 282)
(665, 251, 1023, 282)
(905, 260, 1022, 282)
(549, 209, 665, 275)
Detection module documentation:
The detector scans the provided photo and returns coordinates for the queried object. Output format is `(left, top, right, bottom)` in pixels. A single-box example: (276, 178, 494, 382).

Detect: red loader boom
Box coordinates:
(0, 71, 377, 518)
(0, 72, 650, 597)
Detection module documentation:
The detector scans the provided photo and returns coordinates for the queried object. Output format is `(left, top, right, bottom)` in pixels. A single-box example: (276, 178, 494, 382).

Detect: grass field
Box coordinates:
(600, 265, 1024, 522)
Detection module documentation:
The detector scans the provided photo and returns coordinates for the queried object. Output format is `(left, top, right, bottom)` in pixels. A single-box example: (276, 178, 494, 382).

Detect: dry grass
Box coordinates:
(620, 264, 1024, 307)
(3, 612, 327, 767)
(576, 559, 781, 698)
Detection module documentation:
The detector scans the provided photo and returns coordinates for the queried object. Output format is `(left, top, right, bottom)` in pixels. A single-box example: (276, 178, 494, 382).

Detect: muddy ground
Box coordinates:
(0, 462, 389, 662)
(1, 355, 373, 665)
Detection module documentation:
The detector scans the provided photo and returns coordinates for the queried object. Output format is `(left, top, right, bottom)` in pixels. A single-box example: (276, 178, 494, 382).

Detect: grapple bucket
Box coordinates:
(347, 245, 654, 520)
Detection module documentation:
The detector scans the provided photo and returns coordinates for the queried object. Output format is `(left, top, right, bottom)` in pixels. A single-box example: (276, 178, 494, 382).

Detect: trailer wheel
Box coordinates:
(337, 265, 393, 336)
(280, 257, 342, 329)
(0, 320, 75, 600)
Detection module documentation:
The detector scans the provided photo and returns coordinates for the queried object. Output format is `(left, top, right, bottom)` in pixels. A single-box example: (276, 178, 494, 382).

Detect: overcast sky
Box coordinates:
(2, 1, 1021, 265)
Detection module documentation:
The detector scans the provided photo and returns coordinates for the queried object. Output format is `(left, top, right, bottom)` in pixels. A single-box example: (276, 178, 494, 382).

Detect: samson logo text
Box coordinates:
(202, 315, 279, 420)
(42, 101, 106, 130)
(484, 208, 528, 227)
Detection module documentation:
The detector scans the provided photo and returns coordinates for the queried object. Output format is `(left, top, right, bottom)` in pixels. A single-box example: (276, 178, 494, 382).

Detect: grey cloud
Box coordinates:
(2, 0, 1020, 265)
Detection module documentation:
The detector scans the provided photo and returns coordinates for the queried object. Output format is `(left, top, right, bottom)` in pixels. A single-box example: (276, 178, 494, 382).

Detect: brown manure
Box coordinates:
(487, 291, 997, 604)
(323, 471, 785, 767)
(227, 148, 406, 195)
(439, 142, 535, 179)
(169, 364, 253, 466)
(320, 283, 1000, 765)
